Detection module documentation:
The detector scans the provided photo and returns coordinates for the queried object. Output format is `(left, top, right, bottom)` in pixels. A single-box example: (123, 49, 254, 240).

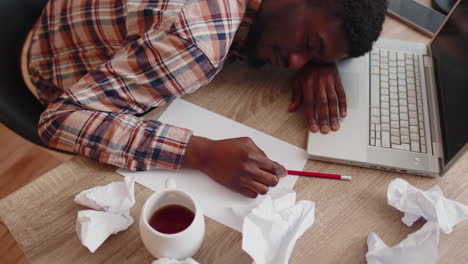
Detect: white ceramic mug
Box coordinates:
(139, 179, 205, 259)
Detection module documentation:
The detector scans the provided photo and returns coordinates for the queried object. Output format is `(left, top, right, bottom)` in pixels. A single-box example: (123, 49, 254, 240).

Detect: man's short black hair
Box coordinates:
(334, 0, 388, 57)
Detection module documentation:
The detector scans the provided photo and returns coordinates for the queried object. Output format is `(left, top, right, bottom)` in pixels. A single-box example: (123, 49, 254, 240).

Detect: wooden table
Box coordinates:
(2, 10, 468, 264)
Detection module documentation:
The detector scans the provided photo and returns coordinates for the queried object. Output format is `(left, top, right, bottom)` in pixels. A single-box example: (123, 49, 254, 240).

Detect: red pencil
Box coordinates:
(287, 170, 352, 181)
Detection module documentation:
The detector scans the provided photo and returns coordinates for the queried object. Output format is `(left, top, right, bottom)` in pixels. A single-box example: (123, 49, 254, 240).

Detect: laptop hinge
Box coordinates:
(422, 55, 444, 164)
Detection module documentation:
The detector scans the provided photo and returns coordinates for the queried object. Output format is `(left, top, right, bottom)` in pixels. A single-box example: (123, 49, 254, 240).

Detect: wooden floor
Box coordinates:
(0, 123, 72, 263)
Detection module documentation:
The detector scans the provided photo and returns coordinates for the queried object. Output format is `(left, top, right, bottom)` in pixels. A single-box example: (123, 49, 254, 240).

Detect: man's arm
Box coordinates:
(39, 31, 216, 170)
(39, 30, 284, 197)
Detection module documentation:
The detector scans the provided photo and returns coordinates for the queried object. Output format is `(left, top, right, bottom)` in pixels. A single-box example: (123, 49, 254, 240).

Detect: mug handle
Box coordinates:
(165, 178, 177, 189)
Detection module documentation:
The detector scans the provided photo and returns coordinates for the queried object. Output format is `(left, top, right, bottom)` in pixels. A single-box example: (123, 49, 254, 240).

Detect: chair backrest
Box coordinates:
(0, 0, 50, 147)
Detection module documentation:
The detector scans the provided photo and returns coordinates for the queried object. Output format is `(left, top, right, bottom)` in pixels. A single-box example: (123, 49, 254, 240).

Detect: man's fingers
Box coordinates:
(241, 137, 268, 157)
(289, 93, 303, 112)
(239, 187, 258, 199)
(334, 69, 347, 118)
(317, 78, 330, 134)
(272, 161, 287, 177)
(289, 79, 298, 111)
(255, 156, 286, 176)
(249, 139, 268, 157)
(244, 180, 269, 195)
(289, 80, 302, 112)
(252, 169, 279, 187)
(326, 82, 340, 131)
(251, 154, 285, 183)
(303, 78, 319, 132)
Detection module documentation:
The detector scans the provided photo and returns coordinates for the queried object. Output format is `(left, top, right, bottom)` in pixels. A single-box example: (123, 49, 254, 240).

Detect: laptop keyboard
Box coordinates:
(369, 49, 427, 153)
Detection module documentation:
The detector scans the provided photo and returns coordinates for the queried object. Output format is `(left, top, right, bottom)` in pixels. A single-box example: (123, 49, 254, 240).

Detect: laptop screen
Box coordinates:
(430, 0, 468, 165)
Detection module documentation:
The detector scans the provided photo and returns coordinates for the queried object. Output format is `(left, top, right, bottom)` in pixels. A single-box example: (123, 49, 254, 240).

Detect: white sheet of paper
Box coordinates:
(232, 188, 315, 264)
(117, 99, 308, 231)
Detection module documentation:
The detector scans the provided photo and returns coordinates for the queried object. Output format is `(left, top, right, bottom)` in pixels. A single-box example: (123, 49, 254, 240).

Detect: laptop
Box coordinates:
(307, 0, 468, 176)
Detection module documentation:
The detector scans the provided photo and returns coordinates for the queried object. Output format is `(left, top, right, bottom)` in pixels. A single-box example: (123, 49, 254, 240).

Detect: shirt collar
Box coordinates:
(228, 0, 262, 62)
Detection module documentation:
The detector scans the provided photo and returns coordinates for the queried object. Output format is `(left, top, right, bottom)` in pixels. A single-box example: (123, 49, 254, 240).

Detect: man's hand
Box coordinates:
(183, 136, 286, 198)
(289, 62, 347, 134)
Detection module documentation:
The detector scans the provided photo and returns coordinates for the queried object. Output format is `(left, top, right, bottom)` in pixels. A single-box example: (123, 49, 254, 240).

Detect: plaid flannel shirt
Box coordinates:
(28, 0, 260, 171)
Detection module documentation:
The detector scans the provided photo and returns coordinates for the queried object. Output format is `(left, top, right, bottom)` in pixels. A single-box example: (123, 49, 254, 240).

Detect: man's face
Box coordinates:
(247, 0, 349, 70)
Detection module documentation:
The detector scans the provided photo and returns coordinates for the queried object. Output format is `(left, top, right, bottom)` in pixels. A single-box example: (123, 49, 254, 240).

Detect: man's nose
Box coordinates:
(288, 52, 313, 70)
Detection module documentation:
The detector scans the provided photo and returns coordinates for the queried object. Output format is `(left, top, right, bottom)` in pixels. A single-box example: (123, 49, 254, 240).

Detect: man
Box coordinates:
(26, 0, 387, 198)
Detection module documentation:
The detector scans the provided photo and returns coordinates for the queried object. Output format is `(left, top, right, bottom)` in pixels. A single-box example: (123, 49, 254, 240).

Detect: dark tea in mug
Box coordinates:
(149, 204, 195, 234)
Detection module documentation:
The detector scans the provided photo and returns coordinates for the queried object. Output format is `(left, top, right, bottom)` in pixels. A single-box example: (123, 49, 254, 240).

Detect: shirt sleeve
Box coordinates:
(38, 30, 217, 171)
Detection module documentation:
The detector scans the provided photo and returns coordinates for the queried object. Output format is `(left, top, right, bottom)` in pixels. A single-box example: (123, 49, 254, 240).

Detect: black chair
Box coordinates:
(0, 0, 59, 150)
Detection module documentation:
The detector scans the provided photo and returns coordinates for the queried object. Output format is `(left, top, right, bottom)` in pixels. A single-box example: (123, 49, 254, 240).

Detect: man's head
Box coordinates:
(246, 0, 388, 70)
